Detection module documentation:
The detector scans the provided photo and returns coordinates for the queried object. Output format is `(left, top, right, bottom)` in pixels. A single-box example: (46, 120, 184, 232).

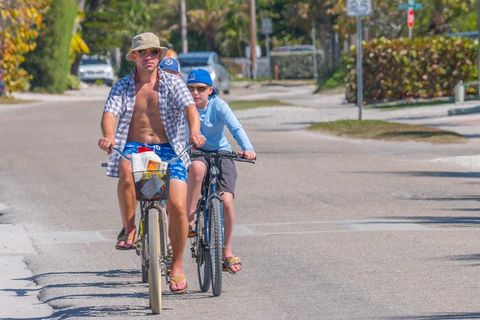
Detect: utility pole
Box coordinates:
(249, 0, 256, 79)
(180, 0, 188, 53)
(311, 19, 318, 82)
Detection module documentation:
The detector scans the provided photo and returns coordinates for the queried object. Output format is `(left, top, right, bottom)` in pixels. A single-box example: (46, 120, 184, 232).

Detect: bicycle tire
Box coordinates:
(209, 197, 223, 297)
(147, 208, 162, 314)
(195, 207, 211, 292)
(140, 217, 148, 283)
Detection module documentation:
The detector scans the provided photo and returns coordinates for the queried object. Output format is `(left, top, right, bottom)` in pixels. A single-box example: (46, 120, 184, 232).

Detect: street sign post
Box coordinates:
(347, 0, 372, 17)
(399, 0, 422, 39)
(347, 0, 372, 120)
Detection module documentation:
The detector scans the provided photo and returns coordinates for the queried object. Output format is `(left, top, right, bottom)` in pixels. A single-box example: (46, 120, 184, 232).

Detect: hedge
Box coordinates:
(270, 51, 324, 80)
(345, 36, 478, 104)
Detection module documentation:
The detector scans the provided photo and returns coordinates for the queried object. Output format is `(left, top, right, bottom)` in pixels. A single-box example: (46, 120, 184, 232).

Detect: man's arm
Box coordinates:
(98, 112, 117, 153)
(185, 104, 205, 148)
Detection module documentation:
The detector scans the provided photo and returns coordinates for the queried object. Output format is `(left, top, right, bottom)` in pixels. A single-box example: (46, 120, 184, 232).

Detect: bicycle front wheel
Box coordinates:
(209, 197, 223, 297)
(147, 208, 162, 314)
(195, 207, 211, 292)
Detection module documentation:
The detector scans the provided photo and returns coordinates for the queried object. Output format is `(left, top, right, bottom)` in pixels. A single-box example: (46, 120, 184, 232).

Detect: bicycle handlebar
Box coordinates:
(190, 150, 256, 164)
(101, 144, 194, 167)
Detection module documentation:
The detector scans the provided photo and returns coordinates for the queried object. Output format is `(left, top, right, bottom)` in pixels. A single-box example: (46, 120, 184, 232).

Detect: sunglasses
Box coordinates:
(187, 85, 210, 93)
(135, 49, 160, 57)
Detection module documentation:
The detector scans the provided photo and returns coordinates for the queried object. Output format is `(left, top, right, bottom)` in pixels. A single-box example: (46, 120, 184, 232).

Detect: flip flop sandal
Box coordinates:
(187, 225, 197, 238)
(223, 256, 242, 275)
(115, 228, 126, 250)
(122, 227, 137, 250)
(169, 274, 188, 294)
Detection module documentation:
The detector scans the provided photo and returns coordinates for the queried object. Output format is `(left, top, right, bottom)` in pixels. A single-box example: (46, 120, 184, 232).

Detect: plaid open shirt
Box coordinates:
(103, 69, 194, 177)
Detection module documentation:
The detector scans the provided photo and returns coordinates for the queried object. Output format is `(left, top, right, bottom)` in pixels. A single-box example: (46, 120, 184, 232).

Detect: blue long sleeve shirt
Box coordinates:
(196, 96, 254, 152)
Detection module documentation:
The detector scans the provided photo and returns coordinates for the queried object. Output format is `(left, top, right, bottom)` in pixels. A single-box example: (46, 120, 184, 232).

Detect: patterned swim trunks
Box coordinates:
(123, 142, 188, 182)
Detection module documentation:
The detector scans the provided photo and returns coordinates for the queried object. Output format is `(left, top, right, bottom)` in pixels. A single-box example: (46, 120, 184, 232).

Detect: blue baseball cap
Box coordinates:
(159, 58, 180, 74)
(187, 69, 217, 96)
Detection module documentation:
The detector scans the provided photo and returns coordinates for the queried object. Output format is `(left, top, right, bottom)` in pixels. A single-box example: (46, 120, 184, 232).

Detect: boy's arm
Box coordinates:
(221, 102, 256, 159)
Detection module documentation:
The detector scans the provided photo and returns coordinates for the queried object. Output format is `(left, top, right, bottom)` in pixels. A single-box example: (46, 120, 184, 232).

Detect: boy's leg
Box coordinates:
(186, 160, 207, 222)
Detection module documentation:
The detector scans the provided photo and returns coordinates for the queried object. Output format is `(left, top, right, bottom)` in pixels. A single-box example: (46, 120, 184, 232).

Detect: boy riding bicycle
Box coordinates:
(185, 69, 256, 274)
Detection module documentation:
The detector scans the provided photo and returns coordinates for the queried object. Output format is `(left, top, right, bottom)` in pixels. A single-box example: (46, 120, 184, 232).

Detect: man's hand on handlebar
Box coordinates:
(190, 132, 206, 149)
(98, 137, 114, 154)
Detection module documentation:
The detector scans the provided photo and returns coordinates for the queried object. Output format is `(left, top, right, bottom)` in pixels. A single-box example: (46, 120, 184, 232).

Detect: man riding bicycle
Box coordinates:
(185, 69, 256, 274)
(98, 32, 205, 294)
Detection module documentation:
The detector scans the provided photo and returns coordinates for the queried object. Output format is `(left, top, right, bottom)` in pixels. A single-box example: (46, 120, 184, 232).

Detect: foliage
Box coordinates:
(325, 0, 476, 39)
(66, 74, 80, 90)
(0, 0, 50, 93)
(345, 36, 478, 104)
(271, 51, 323, 79)
(23, 0, 77, 93)
(83, 0, 167, 77)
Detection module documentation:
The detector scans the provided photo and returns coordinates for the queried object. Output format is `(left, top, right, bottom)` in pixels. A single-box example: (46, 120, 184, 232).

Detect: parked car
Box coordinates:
(178, 51, 230, 94)
(78, 55, 115, 86)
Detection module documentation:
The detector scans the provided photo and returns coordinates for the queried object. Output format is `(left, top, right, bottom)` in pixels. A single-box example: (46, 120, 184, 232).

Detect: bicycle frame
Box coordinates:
(200, 156, 225, 250)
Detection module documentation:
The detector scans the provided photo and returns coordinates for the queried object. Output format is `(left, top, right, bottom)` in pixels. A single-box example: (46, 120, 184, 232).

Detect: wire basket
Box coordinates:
(132, 170, 170, 201)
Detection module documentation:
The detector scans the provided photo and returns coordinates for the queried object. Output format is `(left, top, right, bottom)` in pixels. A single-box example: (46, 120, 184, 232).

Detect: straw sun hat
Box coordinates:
(125, 32, 167, 61)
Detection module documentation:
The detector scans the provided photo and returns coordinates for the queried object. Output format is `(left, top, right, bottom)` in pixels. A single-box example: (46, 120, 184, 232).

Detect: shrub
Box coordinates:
(345, 36, 478, 104)
(66, 74, 80, 90)
(23, 0, 77, 93)
(0, 1, 50, 94)
(271, 51, 323, 79)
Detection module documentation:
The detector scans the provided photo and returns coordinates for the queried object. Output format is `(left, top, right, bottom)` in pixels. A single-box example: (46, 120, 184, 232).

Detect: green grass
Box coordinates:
(319, 69, 345, 91)
(308, 119, 466, 144)
(0, 97, 35, 105)
(371, 99, 454, 111)
(229, 99, 292, 110)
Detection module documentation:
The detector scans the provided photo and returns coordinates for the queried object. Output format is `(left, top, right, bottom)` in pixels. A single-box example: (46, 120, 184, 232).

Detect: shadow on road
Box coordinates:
(2, 268, 212, 319)
(383, 216, 480, 226)
(386, 312, 480, 319)
(356, 170, 480, 179)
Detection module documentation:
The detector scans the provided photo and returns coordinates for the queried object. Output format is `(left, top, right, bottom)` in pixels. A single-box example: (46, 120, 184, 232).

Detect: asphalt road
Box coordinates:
(2, 84, 480, 319)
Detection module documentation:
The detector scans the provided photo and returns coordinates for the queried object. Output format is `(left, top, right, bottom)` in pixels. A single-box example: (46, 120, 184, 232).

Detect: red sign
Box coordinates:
(408, 8, 414, 28)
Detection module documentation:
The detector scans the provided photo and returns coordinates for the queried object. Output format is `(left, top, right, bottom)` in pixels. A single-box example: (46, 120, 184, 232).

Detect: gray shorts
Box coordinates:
(192, 157, 237, 196)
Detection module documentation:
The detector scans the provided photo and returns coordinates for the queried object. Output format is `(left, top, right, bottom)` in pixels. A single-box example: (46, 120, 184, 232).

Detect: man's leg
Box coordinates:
(117, 158, 137, 246)
(167, 179, 188, 291)
(186, 161, 207, 222)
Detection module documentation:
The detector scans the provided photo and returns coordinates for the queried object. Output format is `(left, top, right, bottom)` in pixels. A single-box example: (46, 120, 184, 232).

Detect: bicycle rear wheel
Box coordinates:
(209, 197, 223, 297)
(147, 208, 162, 314)
(139, 217, 148, 283)
(195, 207, 211, 292)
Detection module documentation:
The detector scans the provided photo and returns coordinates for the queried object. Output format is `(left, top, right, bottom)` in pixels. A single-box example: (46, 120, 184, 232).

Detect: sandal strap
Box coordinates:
(224, 256, 242, 265)
(170, 274, 186, 283)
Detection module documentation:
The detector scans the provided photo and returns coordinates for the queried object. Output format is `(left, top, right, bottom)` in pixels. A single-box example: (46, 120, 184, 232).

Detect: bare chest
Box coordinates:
(133, 85, 160, 115)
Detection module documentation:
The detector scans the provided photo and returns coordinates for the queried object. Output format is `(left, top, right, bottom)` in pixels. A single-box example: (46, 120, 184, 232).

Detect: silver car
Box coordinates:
(78, 55, 115, 86)
(178, 51, 230, 94)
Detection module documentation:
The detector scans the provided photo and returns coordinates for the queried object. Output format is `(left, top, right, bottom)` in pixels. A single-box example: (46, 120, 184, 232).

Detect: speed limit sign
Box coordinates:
(347, 0, 372, 17)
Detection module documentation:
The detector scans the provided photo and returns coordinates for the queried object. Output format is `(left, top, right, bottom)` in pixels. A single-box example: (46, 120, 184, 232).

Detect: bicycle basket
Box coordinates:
(132, 170, 170, 201)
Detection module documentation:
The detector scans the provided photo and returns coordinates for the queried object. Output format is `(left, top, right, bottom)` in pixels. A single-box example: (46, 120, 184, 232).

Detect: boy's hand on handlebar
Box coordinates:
(98, 137, 114, 154)
(238, 150, 256, 160)
(190, 132, 206, 149)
